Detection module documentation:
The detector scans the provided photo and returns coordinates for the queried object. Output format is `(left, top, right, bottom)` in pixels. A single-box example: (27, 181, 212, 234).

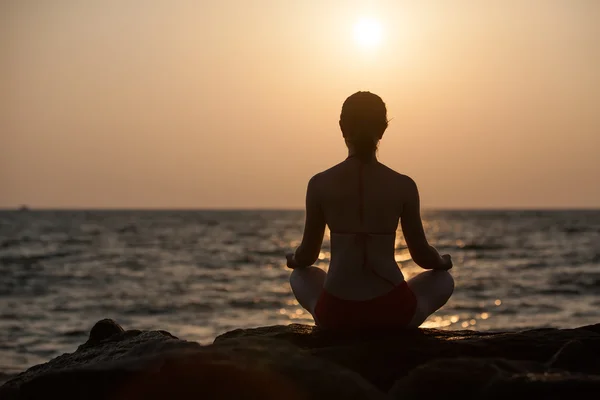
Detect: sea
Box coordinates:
(1, 209, 599, 379)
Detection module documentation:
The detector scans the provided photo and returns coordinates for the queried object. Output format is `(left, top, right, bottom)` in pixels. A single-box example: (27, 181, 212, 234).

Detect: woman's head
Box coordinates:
(339, 91, 388, 160)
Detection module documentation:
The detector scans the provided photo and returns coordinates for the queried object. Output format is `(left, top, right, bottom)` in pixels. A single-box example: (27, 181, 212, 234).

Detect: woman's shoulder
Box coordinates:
(377, 163, 416, 185)
(311, 161, 346, 180)
(314, 161, 416, 181)
(304, 163, 347, 194)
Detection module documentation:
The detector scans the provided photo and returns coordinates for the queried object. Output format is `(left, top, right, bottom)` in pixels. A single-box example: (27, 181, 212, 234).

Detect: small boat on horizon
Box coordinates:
(18, 205, 30, 212)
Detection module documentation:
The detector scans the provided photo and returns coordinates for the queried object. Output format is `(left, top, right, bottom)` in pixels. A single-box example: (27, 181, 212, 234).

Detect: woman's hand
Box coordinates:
(286, 253, 301, 269)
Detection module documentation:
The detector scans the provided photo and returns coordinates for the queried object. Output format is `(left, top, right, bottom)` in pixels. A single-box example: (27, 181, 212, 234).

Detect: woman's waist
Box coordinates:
(330, 234, 396, 257)
(330, 232, 397, 246)
(329, 249, 398, 267)
(324, 260, 405, 300)
(328, 255, 400, 270)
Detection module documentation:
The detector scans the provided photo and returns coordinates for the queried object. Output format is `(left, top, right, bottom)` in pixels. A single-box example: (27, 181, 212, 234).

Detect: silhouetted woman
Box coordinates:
(286, 91, 454, 329)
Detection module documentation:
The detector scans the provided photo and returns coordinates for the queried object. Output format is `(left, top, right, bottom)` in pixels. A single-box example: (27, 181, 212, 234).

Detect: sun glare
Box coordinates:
(353, 17, 383, 48)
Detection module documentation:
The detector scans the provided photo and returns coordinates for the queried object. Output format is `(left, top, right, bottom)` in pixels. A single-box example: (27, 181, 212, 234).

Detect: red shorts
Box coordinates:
(314, 281, 417, 330)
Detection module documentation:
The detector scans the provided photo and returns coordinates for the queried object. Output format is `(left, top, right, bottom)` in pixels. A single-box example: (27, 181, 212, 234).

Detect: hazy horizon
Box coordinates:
(2, 206, 599, 212)
(2, 1, 599, 209)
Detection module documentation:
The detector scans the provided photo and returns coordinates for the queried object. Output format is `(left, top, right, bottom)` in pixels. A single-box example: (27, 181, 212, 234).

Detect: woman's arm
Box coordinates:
(400, 177, 452, 270)
(289, 175, 326, 268)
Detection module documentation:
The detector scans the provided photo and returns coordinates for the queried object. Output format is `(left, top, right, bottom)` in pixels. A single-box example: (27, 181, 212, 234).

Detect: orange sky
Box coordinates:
(1, 0, 599, 209)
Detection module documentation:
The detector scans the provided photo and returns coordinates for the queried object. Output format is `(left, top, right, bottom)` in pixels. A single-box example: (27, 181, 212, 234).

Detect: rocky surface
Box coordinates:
(1, 320, 600, 399)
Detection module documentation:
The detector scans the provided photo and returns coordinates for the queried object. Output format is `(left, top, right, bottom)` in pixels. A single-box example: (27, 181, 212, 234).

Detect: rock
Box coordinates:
(216, 323, 600, 391)
(482, 371, 600, 398)
(2, 321, 600, 399)
(0, 330, 200, 400)
(389, 357, 600, 400)
(546, 338, 600, 373)
(0, 373, 13, 386)
(87, 319, 125, 344)
(0, 324, 384, 400)
(388, 358, 546, 399)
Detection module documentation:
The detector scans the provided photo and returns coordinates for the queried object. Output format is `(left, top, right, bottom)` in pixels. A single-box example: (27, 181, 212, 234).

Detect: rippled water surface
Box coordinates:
(1, 209, 599, 375)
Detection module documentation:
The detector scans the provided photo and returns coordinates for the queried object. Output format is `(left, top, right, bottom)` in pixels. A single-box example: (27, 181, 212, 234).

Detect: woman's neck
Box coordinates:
(347, 149, 377, 161)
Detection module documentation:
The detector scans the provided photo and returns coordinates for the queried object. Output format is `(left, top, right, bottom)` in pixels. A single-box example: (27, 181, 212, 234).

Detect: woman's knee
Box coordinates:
(408, 269, 454, 306)
(289, 267, 326, 315)
(434, 269, 454, 292)
(429, 270, 454, 301)
(289, 268, 305, 291)
(289, 267, 302, 284)
(290, 266, 326, 289)
(409, 269, 453, 289)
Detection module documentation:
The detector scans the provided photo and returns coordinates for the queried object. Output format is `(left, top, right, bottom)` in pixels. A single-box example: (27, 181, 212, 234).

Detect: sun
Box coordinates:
(353, 17, 383, 48)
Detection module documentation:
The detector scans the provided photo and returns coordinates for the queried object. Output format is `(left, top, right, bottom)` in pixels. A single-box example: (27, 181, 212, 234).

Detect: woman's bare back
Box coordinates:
(317, 158, 410, 233)
(312, 157, 416, 299)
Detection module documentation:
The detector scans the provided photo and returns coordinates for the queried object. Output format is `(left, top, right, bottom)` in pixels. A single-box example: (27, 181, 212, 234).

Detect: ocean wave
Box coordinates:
(232, 254, 257, 264)
(0, 236, 42, 249)
(117, 225, 138, 234)
(517, 302, 562, 312)
(0, 251, 78, 266)
(538, 288, 581, 296)
(563, 226, 592, 234)
(0, 239, 25, 249)
(62, 329, 88, 337)
(229, 299, 286, 310)
(571, 311, 598, 318)
(237, 231, 258, 238)
(62, 237, 93, 246)
(554, 274, 600, 290)
(112, 301, 217, 316)
(456, 243, 506, 251)
(121, 306, 180, 316)
(521, 261, 551, 269)
(178, 302, 216, 313)
(251, 249, 285, 257)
